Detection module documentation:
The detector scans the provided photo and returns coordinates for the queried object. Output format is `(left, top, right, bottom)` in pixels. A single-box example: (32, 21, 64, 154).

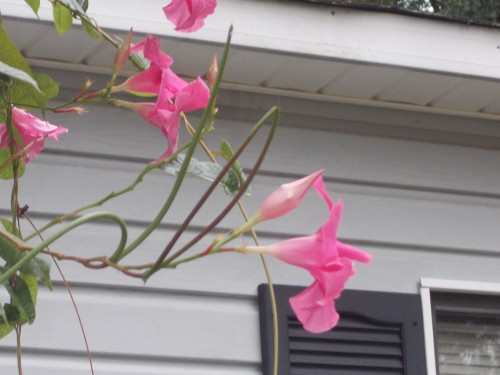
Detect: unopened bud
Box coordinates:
(206, 53, 218, 90)
(53, 106, 87, 115)
(114, 29, 133, 75)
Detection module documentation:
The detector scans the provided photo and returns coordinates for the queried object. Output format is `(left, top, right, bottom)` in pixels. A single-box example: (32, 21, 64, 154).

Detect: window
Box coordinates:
(432, 292, 500, 374)
(258, 284, 427, 375)
(421, 279, 500, 375)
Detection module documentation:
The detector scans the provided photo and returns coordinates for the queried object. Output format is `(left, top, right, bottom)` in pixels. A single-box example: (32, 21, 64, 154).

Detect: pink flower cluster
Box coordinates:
(246, 171, 371, 333)
(0, 108, 68, 163)
(112, 35, 210, 163)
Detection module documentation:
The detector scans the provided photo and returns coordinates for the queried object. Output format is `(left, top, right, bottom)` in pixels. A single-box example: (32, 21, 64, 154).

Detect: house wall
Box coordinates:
(0, 81, 499, 374)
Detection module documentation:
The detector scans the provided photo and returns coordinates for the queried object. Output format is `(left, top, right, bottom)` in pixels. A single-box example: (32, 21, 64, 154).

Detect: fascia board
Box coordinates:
(2, 0, 500, 80)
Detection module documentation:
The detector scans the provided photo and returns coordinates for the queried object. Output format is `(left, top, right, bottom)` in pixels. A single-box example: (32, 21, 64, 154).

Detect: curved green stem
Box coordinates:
(0, 212, 127, 285)
(149, 106, 280, 277)
(119, 26, 234, 261)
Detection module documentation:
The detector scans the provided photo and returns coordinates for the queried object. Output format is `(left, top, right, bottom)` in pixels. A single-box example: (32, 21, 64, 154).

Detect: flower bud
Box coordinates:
(113, 29, 133, 75)
(255, 169, 324, 222)
(206, 53, 218, 90)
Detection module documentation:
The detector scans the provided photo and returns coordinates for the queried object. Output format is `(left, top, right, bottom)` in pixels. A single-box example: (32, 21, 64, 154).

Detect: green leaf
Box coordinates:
(0, 219, 13, 234)
(0, 230, 52, 289)
(4, 303, 20, 323)
(219, 139, 251, 196)
(11, 72, 59, 112)
(0, 148, 26, 180)
(81, 18, 100, 40)
(0, 304, 15, 339)
(4, 274, 36, 324)
(0, 61, 40, 91)
(0, 22, 33, 76)
(24, 0, 40, 16)
(53, 2, 73, 36)
(27, 255, 52, 290)
(0, 229, 24, 265)
(0, 304, 8, 325)
(21, 273, 38, 307)
(82, 0, 89, 11)
(163, 154, 251, 197)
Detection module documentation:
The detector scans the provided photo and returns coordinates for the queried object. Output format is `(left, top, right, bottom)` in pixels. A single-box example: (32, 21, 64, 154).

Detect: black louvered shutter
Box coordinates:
(258, 285, 427, 375)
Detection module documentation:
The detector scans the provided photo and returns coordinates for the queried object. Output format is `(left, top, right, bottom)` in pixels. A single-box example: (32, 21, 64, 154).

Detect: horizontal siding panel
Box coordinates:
(0, 351, 260, 375)
(41, 102, 500, 197)
(3, 154, 500, 253)
(0, 283, 261, 363)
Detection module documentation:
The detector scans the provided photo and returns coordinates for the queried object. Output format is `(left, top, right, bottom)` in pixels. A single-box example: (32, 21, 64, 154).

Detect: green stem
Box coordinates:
(15, 325, 22, 375)
(0, 212, 127, 285)
(183, 117, 280, 375)
(150, 106, 280, 276)
(52, 0, 144, 70)
(5, 104, 19, 233)
(119, 26, 234, 261)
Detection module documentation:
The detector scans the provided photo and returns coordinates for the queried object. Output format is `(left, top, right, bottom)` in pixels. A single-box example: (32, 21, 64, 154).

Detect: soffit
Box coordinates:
(2, 0, 500, 121)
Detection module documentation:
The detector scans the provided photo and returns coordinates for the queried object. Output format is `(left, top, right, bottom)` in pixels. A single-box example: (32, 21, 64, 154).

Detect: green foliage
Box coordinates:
(3, 274, 37, 324)
(219, 139, 250, 196)
(164, 153, 251, 196)
(0, 22, 33, 76)
(81, 18, 100, 40)
(0, 149, 26, 180)
(53, 1, 73, 36)
(0, 305, 14, 339)
(0, 231, 50, 337)
(0, 61, 40, 92)
(24, 0, 40, 16)
(0, 21, 59, 112)
(0, 231, 51, 288)
(0, 218, 20, 237)
(24, 256, 52, 290)
(11, 73, 60, 113)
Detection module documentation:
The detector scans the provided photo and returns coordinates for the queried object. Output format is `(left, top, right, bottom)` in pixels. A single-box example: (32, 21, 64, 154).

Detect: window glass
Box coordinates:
(432, 292, 500, 375)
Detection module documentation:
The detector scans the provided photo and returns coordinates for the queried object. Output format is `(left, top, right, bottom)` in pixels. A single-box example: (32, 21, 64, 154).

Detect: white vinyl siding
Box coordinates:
(0, 71, 499, 373)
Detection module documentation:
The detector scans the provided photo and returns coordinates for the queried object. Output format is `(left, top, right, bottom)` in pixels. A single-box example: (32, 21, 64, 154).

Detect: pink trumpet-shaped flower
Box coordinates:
(112, 34, 186, 97)
(290, 259, 355, 333)
(163, 0, 217, 33)
(147, 75, 210, 162)
(244, 173, 371, 333)
(0, 108, 68, 163)
(112, 74, 210, 163)
(255, 169, 324, 222)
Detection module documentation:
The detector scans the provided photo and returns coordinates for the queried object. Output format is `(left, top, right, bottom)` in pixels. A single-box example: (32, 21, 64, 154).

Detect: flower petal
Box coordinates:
(163, 0, 217, 33)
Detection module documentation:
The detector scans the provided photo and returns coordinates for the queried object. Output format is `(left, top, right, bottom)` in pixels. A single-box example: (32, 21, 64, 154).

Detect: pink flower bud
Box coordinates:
(255, 169, 324, 222)
(113, 29, 133, 76)
(206, 53, 218, 89)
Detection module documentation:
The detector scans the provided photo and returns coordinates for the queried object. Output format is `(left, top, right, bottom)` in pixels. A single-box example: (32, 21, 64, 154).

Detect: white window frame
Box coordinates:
(420, 278, 500, 375)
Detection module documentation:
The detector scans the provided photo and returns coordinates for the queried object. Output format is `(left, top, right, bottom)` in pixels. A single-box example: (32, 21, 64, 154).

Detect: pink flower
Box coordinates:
(0, 108, 68, 163)
(147, 74, 210, 161)
(254, 169, 324, 222)
(112, 74, 210, 163)
(163, 0, 217, 33)
(244, 174, 371, 333)
(112, 34, 186, 96)
(289, 259, 355, 333)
